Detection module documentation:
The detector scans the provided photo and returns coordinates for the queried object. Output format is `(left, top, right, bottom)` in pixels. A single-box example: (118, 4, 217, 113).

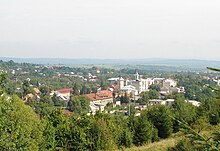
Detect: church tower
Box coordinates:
(135, 71, 140, 81)
(119, 77, 124, 89)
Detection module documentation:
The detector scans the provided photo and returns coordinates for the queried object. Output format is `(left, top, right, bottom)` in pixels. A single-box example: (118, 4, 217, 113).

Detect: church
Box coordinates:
(119, 72, 153, 95)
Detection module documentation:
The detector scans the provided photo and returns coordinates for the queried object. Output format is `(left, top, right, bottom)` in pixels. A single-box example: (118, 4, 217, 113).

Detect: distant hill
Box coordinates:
(0, 57, 219, 69)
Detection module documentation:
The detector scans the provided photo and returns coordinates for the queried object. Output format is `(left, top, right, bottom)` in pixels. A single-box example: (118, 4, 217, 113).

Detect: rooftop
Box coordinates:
(84, 90, 113, 102)
(57, 88, 73, 94)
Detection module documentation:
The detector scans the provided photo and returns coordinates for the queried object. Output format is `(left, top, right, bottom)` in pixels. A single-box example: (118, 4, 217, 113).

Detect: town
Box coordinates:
(2, 60, 219, 117)
(0, 60, 220, 151)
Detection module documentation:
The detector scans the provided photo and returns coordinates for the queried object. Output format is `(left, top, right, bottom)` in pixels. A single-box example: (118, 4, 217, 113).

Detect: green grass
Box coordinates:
(117, 138, 179, 151)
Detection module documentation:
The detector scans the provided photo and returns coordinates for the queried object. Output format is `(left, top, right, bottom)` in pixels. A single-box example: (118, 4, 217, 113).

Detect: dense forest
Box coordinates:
(0, 60, 220, 150)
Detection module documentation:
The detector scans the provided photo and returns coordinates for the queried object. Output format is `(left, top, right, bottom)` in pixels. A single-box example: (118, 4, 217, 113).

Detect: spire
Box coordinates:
(135, 71, 140, 81)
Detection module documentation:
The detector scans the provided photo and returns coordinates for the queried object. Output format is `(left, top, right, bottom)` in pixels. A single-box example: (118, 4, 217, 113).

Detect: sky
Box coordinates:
(1, 0, 220, 60)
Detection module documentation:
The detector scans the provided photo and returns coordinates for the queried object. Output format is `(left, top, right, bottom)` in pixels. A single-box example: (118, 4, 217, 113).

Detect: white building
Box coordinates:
(153, 78, 165, 86)
(108, 77, 119, 85)
(185, 100, 201, 107)
(119, 77, 125, 89)
(120, 85, 138, 96)
(127, 72, 152, 94)
(148, 99, 200, 107)
(149, 99, 175, 106)
(163, 79, 177, 87)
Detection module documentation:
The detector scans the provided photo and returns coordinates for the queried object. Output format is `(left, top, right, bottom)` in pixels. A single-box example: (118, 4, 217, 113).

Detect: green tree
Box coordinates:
(120, 94, 130, 104)
(68, 96, 90, 115)
(133, 114, 155, 146)
(172, 99, 197, 131)
(137, 92, 150, 105)
(52, 94, 66, 107)
(170, 67, 220, 151)
(22, 79, 33, 95)
(202, 98, 220, 125)
(148, 90, 160, 99)
(149, 84, 161, 92)
(27, 96, 54, 117)
(44, 109, 73, 150)
(0, 72, 8, 92)
(146, 105, 173, 138)
(0, 94, 43, 150)
(39, 85, 51, 96)
(72, 83, 81, 95)
(40, 119, 56, 151)
(107, 114, 133, 148)
(89, 112, 117, 150)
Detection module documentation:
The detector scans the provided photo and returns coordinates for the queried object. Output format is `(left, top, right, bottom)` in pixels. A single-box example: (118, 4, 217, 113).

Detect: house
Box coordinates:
(53, 88, 73, 105)
(163, 79, 177, 87)
(148, 99, 200, 107)
(23, 93, 34, 102)
(149, 99, 175, 106)
(108, 78, 119, 85)
(33, 88, 40, 94)
(160, 85, 185, 96)
(120, 85, 138, 96)
(55, 88, 73, 98)
(165, 99, 175, 106)
(89, 102, 100, 114)
(84, 90, 113, 107)
(149, 99, 164, 106)
(153, 78, 165, 86)
(115, 100, 121, 106)
(185, 100, 201, 107)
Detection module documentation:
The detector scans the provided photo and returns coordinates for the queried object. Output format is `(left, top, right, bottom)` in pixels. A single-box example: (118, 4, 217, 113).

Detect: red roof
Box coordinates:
(83, 90, 113, 102)
(57, 88, 73, 94)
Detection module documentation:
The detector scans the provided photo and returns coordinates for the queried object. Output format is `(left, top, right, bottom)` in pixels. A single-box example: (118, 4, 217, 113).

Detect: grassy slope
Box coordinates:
(122, 138, 178, 151)
(119, 127, 216, 151)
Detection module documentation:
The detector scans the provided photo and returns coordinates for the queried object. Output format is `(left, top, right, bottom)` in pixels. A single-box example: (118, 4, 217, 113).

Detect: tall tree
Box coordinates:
(133, 114, 155, 145)
(68, 96, 90, 115)
(146, 105, 173, 138)
(0, 94, 43, 150)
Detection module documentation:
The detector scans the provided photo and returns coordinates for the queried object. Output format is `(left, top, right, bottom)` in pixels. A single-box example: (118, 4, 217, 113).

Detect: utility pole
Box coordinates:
(128, 103, 130, 116)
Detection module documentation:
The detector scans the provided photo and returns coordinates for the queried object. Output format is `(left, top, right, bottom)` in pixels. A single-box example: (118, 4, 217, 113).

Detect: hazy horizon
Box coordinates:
(1, 0, 220, 60)
(1, 56, 220, 62)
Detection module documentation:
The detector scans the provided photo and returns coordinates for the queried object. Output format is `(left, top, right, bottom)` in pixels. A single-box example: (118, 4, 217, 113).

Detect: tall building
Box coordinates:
(127, 72, 152, 94)
(119, 77, 125, 89)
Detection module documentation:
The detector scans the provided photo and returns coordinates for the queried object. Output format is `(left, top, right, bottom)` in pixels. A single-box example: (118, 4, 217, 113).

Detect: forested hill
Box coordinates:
(1, 57, 220, 69)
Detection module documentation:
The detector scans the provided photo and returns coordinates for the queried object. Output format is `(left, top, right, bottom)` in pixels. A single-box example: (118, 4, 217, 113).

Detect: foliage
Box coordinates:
(149, 84, 161, 92)
(201, 99, 220, 125)
(68, 96, 90, 115)
(148, 90, 160, 99)
(133, 113, 155, 146)
(40, 119, 56, 151)
(1, 61, 220, 150)
(0, 71, 8, 90)
(89, 114, 117, 150)
(170, 117, 220, 151)
(146, 105, 173, 138)
(52, 94, 66, 107)
(27, 96, 54, 118)
(120, 95, 130, 104)
(137, 92, 149, 105)
(172, 99, 197, 132)
(170, 67, 220, 151)
(0, 94, 43, 150)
